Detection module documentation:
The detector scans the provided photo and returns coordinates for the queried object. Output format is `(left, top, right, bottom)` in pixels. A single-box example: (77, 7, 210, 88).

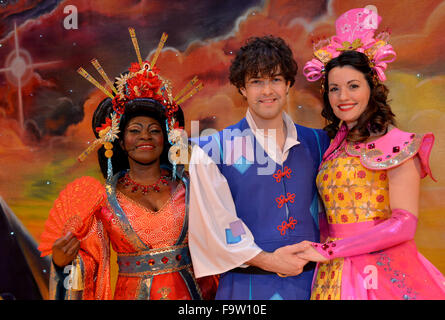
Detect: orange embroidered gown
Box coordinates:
(42, 171, 216, 300)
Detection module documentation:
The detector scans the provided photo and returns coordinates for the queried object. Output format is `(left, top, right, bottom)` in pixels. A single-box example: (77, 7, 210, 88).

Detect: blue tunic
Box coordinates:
(197, 117, 329, 300)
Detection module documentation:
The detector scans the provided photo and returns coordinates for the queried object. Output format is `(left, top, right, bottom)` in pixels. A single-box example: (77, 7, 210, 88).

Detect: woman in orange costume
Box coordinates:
(38, 31, 217, 300)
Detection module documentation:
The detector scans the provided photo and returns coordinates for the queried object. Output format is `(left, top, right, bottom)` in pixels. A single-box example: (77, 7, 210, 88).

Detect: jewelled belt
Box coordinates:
(117, 243, 192, 276)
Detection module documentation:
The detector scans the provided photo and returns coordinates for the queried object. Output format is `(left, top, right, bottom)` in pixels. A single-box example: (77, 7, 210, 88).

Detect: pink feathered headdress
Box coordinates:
(303, 5, 396, 82)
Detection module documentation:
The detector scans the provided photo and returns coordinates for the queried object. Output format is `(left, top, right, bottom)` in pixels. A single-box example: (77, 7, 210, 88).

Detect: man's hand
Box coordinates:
(247, 243, 310, 276)
(52, 232, 80, 267)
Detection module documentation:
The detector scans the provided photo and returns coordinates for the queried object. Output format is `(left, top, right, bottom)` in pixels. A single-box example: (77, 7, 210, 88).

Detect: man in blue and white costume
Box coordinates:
(188, 36, 330, 300)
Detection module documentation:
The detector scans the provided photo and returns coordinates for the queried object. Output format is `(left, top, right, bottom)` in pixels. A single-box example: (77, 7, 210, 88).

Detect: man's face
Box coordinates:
(240, 69, 290, 123)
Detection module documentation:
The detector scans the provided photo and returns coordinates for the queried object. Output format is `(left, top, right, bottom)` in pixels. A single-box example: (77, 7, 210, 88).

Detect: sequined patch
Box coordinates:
(375, 252, 419, 300)
(229, 220, 246, 237)
(225, 228, 242, 244)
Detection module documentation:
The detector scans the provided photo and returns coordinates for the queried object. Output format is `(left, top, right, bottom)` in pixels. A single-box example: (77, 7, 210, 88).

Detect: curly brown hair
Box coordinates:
(229, 35, 298, 93)
(322, 50, 396, 142)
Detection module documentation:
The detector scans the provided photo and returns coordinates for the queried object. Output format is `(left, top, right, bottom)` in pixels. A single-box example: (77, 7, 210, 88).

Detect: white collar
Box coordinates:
(245, 109, 300, 164)
(246, 109, 299, 143)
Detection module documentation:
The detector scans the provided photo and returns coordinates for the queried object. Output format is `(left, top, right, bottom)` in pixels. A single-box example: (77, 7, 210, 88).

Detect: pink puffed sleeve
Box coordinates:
(345, 128, 436, 181)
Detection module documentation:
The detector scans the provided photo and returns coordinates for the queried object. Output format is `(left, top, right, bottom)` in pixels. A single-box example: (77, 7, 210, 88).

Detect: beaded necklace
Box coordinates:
(118, 172, 169, 194)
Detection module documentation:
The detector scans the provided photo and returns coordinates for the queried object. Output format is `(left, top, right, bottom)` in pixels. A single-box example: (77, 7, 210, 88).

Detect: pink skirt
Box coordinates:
(315, 220, 445, 300)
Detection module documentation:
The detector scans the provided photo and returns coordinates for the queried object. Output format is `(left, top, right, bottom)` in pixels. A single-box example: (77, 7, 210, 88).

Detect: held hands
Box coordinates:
(293, 240, 329, 263)
(250, 241, 324, 277)
(269, 244, 309, 276)
(52, 231, 80, 267)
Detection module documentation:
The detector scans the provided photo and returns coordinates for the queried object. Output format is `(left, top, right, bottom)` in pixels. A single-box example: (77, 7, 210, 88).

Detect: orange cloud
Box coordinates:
(68, 0, 162, 18)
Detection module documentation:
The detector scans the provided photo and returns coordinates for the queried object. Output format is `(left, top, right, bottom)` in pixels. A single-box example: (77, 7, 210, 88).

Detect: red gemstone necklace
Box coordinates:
(119, 172, 169, 194)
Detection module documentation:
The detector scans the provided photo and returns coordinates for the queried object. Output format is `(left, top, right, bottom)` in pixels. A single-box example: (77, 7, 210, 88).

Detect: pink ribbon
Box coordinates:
(303, 59, 325, 82)
(372, 44, 396, 82)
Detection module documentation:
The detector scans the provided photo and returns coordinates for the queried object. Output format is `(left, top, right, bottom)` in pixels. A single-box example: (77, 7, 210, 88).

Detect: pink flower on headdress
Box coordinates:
(341, 24, 351, 34)
(303, 7, 396, 83)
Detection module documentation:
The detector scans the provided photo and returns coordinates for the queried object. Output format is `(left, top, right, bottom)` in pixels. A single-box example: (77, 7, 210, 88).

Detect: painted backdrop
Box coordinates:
(0, 0, 444, 278)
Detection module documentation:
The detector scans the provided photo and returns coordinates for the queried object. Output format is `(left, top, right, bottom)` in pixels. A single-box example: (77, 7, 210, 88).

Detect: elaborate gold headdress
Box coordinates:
(77, 28, 203, 180)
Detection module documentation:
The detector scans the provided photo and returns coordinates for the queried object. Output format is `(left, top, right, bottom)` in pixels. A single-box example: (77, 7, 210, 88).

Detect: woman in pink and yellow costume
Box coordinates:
(297, 6, 445, 300)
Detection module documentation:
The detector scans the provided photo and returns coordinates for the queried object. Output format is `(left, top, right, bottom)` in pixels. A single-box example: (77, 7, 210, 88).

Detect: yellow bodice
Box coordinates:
(311, 142, 392, 300)
(316, 142, 391, 225)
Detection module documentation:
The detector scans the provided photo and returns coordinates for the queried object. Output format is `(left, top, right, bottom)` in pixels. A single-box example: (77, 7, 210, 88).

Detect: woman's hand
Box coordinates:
(52, 232, 80, 267)
(293, 240, 329, 263)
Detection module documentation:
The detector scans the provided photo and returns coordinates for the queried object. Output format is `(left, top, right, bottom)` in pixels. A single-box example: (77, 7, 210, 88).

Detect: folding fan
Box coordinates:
(38, 176, 106, 257)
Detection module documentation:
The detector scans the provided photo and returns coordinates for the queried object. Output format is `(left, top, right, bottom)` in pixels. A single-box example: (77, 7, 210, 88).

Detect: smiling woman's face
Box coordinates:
(121, 116, 164, 165)
(327, 65, 371, 128)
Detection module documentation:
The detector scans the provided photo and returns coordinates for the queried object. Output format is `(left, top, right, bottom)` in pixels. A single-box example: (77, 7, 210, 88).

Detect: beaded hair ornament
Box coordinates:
(303, 5, 396, 83)
(77, 28, 203, 181)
